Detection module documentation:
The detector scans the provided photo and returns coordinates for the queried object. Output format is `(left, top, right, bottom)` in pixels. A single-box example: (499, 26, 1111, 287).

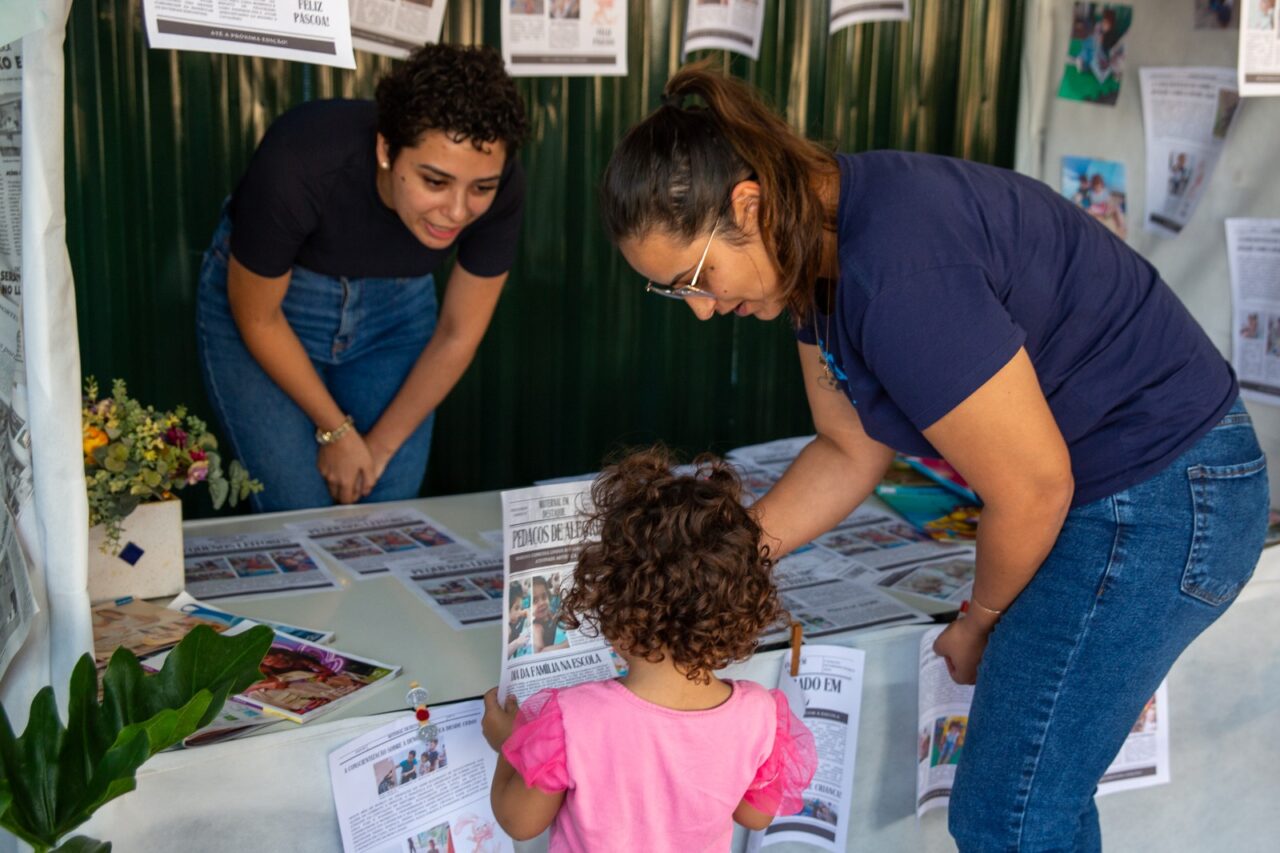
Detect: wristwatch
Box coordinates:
(315, 414, 355, 446)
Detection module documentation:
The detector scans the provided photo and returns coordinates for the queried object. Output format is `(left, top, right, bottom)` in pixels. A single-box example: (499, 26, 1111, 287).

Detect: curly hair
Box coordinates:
(375, 43, 529, 161)
(560, 447, 782, 684)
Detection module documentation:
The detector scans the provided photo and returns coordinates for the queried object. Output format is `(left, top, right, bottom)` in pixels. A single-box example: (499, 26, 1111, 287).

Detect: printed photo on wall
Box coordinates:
(1061, 156, 1128, 239)
(1195, 0, 1236, 28)
(1058, 3, 1133, 106)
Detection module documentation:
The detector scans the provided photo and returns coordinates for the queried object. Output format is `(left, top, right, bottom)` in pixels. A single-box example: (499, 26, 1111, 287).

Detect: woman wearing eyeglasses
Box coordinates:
(196, 44, 527, 511)
(599, 64, 1267, 852)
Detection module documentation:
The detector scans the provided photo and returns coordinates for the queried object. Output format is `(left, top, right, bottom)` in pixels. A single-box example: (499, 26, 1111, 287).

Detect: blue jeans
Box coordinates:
(949, 397, 1268, 852)
(195, 208, 438, 512)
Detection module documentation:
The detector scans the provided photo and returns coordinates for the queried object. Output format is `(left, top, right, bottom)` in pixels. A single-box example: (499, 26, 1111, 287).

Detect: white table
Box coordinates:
(75, 496, 1280, 852)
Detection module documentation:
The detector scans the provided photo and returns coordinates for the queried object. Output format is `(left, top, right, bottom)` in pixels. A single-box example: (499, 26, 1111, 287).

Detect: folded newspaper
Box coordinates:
(915, 627, 1169, 815)
(329, 700, 511, 853)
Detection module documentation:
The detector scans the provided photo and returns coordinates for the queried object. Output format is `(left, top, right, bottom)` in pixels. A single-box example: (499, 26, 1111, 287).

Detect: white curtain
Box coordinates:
(0, 0, 88, 733)
(1014, 0, 1280, 495)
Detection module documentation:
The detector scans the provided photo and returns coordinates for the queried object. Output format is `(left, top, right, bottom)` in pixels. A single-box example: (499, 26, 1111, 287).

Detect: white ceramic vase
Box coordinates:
(87, 499, 184, 603)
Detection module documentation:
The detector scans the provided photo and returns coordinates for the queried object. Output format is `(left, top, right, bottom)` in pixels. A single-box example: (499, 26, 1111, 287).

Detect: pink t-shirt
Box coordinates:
(502, 678, 816, 852)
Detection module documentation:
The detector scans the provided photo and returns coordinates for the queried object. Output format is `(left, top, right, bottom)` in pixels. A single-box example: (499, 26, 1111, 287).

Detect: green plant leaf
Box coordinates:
(0, 625, 272, 848)
(207, 477, 229, 510)
(53, 835, 112, 852)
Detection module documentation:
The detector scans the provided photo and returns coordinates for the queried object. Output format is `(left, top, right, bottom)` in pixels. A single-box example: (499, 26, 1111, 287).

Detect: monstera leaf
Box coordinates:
(0, 624, 273, 852)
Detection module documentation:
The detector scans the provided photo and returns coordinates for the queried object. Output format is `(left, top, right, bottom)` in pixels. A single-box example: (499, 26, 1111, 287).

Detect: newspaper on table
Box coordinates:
(288, 508, 474, 578)
(497, 480, 625, 703)
(501, 0, 627, 77)
(829, 0, 910, 34)
(175, 698, 275, 748)
(1139, 67, 1240, 237)
(184, 530, 339, 599)
(390, 546, 507, 630)
(1240, 0, 1280, 96)
(761, 546, 930, 644)
(329, 699, 511, 853)
(748, 645, 866, 853)
(141, 622, 401, 724)
(167, 590, 334, 644)
(1227, 218, 1280, 405)
(915, 627, 1169, 816)
(726, 435, 815, 472)
(349, 0, 446, 59)
(682, 0, 766, 60)
(813, 503, 973, 575)
(141, 0, 356, 68)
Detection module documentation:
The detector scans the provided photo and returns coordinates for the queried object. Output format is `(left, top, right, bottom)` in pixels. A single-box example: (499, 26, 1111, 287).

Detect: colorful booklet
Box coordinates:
(875, 458, 980, 542)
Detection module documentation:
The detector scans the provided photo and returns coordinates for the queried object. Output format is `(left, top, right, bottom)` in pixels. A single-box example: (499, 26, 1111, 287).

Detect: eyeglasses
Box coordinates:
(645, 220, 719, 300)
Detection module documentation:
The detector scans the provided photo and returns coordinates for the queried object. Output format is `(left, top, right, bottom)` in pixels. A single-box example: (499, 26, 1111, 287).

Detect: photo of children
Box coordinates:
(228, 553, 279, 578)
(186, 558, 237, 583)
(323, 536, 382, 559)
(918, 726, 932, 763)
(1249, 0, 1275, 30)
(528, 573, 570, 655)
(888, 567, 966, 600)
(506, 579, 531, 660)
(509, 0, 543, 14)
(374, 758, 397, 795)
(271, 548, 320, 574)
(364, 530, 420, 552)
(815, 530, 876, 556)
(1061, 156, 1128, 239)
(1166, 152, 1197, 200)
(1195, 0, 1235, 28)
(549, 0, 580, 18)
(378, 735, 450, 797)
(931, 716, 967, 767)
(472, 572, 506, 599)
(407, 820, 449, 853)
(1241, 312, 1261, 340)
(1058, 3, 1132, 106)
(797, 797, 838, 826)
(405, 524, 455, 548)
(241, 638, 394, 719)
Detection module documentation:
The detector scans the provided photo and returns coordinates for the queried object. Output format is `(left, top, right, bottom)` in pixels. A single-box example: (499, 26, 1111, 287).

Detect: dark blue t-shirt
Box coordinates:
(798, 152, 1236, 507)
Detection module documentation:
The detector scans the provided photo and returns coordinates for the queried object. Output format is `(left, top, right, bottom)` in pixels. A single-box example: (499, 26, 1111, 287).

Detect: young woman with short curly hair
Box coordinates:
(196, 44, 528, 511)
(481, 447, 817, 850)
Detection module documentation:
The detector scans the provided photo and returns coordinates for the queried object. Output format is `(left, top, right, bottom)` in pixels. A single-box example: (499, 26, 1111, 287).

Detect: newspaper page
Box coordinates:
(761, 547, 930, 644)
(501, 0, 627, 77)
(497, 481, 626, 703)
(1140, 66, 1240, 236)
(184, 530, 339, 599)
(0, 504, 33, 677)
(1227, 217, 1280, 404)
(1240, 0, 1280, 95)
(176, 698, 275, 748)
(813, 504, 972, 574)
(329, 700, 512, 853)
(167, 590, 334, 643)
(749, 645, 866, 852)
(92, 597, 229, 676)
(915, 628, 1169, 815)
(829, 0, 910, 35)
(141, 0, 356, 68)
(143, 622, 401, 723)
(390, 547, 506, 630)
(725, 435, 815, 471)
(683, 0, 766, 60)
(350, 0, 446, 58)
(289, 508, 474, 578)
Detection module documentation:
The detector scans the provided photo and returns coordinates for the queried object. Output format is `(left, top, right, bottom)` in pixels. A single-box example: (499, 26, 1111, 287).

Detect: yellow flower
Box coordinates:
(82, 425, 108, 462)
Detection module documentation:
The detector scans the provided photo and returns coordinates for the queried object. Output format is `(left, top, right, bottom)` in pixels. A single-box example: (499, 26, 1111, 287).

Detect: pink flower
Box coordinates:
(186, 460, 209, 485)
(164, 426, 189, 448)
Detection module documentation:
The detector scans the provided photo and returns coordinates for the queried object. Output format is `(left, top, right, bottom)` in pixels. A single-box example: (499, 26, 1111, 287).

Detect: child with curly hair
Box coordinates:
(481, 448, 816, 850)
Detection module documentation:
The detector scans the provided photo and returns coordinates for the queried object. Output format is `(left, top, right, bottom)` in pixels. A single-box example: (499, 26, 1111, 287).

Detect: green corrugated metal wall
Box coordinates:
(66, 0, 1024, 510)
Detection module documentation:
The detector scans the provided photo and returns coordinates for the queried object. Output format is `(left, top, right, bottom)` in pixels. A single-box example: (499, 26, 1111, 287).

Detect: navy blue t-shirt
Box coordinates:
(228, 99, 525, 280)
(798, 152, 1236, 507)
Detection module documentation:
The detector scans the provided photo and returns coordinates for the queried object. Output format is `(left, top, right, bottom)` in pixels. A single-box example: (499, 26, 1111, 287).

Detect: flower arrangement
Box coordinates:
(82, 377, 262, 551)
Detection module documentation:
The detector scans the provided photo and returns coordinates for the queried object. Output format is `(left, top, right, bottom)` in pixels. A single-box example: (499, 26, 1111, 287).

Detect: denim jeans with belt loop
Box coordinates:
(948, 396, 1268, 852)
(196, 206, 438, 513)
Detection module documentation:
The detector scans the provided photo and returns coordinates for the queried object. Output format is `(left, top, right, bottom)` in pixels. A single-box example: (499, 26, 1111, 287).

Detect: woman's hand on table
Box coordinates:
(932, 613, 995, 685)
(317, 432, 379, 504)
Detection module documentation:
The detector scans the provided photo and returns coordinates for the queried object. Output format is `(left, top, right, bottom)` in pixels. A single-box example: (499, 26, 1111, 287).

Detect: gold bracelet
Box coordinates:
(315, 414, 355, 446)
(969, 595, 1005, 616)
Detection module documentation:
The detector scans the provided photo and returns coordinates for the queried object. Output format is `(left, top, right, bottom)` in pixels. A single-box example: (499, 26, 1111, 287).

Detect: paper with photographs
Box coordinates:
(143, 622, 401, 724)
(829, 0, 910, 35)
(1140, 66, 1240, 237)
(92, 598, 230, 677)
(1058, 3, 1132, 106)
(1061, 156, 1128, 239)
(749, 646, 866, 853)
(184, 530, 338, 599)
(167, 590, 334, 644)
(391, 547, 506, 630)
(1196, 0, 1237, 28)
(682, 0, 766, 60)
(288, 508, 473, 578)
(350, 0, 446, 59)
(1227, 218, 1280, 405)
(141, 0, 355, 68)
(812, 503, 973, 574)
(497, 480, 626, 703)
(726, 435, 816, 471)
(760, 547, 929, 644)
(1240, 0, 1280, 94)
(329, 699, 512, 853)
(175, 698, 275, 748)
(502, 0, 627, 77)
(915, 627, 1169, 816)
